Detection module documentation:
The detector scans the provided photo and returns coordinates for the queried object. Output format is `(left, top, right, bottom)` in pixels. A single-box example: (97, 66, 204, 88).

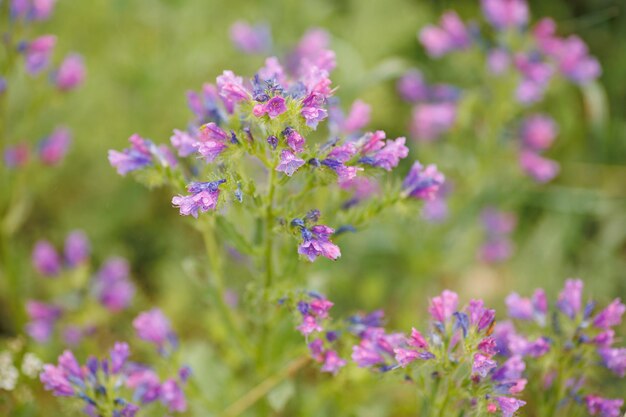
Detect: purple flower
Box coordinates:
(556, 278, 583, 319)
(289, 28, 336, 76)
(487, 48, 511, 75)
(481, 0, 529, 30)
(593, 299, 625, 329)
(419, 11, 471, 58)
(598, 348, 626, 377)
(519, 150, 560, 183)
(402, 161, 445, 201)
(94, 257, 135, 312)
(4, 142, 30, 168)
(55, 54, 86, 91)
(495, 396, 526, 417)
(297, 315, 323, 335)
(467, 300, 496, 331)
(253, 96, 286, 119)
(397, 70, 429, 103)
(301, 92, 329, 129)
(126, 368, 161, 404)
(505, 293, 533, 320)
(282, 127, 306, 153)
(110, 342, 130, 374)
(32, 240, 61, 277)
(172, 179, 226, 217)
(276, 149, 305, 177)
(229, 21, 271, 54)
(39, 127, 71, 165)
(321, 350, 346, 375)
(298, 224, 341, 262)
(479, 238, 513, 263)
(342, 100, 370, 134)
(170, 129, 198, 157)
(410, 102, 456, 141)
(133, 308, 173, 350)
(216, 70, 250, 113)
(40, 364, 74, 396)
(187, 83, 221, 123)
(26, 300, 62, 343)
(520, 114, 558, 151)
(352, 339, 386, 367)
(481, 207, 517, 236)
(472, 353, 497, 377)
(24, 35, 56, 74)
(64, 230, 90, 267)
(108, 134, 154, 175)
(195, 122, 229, 162)
(586, 396, 624, 417)
(428, 290, 458, 323)
(544, 35, 602, 85)
(12, 0, 56, 21)
(160, 379, 187, 412)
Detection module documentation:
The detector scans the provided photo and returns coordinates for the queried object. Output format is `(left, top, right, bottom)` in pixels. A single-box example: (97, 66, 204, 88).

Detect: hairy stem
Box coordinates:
(201, 218, 253, 358)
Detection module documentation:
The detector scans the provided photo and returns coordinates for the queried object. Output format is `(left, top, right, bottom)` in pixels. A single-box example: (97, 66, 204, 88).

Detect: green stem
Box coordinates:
(256, 163, 277, 365)
(201, 218, 253, 358)
(221, 356, 310, 417)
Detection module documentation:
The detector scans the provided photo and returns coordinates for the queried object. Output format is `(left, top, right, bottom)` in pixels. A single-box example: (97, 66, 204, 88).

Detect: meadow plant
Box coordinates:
(496, 279, 625, 416)
(0, 0, 86, 332)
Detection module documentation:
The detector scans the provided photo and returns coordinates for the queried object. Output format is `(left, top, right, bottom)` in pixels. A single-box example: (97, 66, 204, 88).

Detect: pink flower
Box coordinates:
(519, 150, 559, 183)
(428, 290, 458, 322)
(481, 0, 529, 30)
(410, 103, 456, 141)
(419, 11, 471, 58)
(55, 54, 86, 91)
(276, 149, 305, 177)
(520, 114, 558, 151)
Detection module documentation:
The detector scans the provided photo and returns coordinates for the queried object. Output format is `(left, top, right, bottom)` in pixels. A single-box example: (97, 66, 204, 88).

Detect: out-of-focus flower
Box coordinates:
(481, 0, 529, 30)
(55, 53, 86, 91)
(410, 102, 456, 141)
(23, 35, 56, 75)
(519, 150, 559, 183)
(229, 21, 271, 54)
(419, 11, 472, 58)
(64, 230, 90, 267)
(32, 240, 61, 277)
(93, 257, 135, 312)
(39, 127, 71, 165)
(402, 161, 445, 201)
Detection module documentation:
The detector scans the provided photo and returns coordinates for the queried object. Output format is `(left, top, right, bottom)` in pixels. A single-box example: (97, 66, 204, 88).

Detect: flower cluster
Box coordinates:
(350, 291, 526, 417)
(110, 28, 444, 264)
(40, 342, 189, 416)
(27, 231, 135, 344)
(293, 292, 347, 375)
(402, 0, 600, 185)
(0, 346, 43, 392)
(2, 2, 85, 170)
(478, 207, 517, 264)
(497, 279, 625, 416)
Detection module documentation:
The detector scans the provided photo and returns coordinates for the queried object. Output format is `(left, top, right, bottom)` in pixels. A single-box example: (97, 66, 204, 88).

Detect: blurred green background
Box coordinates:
(4, 0, 625, 413)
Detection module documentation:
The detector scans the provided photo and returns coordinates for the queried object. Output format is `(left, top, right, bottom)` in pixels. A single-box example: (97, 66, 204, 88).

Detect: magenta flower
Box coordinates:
(94, 257, 135, 312)
(487, 48, 511, 75)
(12, 0, 57, 21)
(419, 11, 471, 58)
(23, 35, 56, 74)
(598, 348, 626, 377)
(39, 127, 71, 165)
(55, 53, 86, 91)
(170, 129, 198, 157)
(357, 131, 409, 171)
(320, 350, 346, 375)
(298, 224, 341, 262)
(216, 70, 250, 113)
(520, 114, 558, 151)
(133, 308, 174, 350)
(64, 230, 90, 267)
(289, 28, 336, 75)
(253, 96, 286, 119)
(301, 92, 328, 129)
(585, 396, 624, 417)
(495, 396, 526, 417)
(160, 379, 187, 412)
(519, 150, 560, 183)
(481, 207, 517, 235)
(195, 122, 229, 162)
(473, 353, 498, 377)
(172, 179, 226, 217)
(410, 102, 457, 141)
(593, 299, 625, 329)
(25, 300, 62, 342)
(229, 21, 271, 54)
(276, 149, 305, 177)
(40, 363, 74, 397)
(187, 83, 221, 123)
(428, 290, 458, 323)
(342, 100, 370, 134)
(402, 161, 445, 201)
(282, 127, 306, 153)
(397, 70, 429, 102)
(479, 238, 514, 263)
(4, 142, 30, 168)
(297, 314, 323, 335)
(108, 134, 155, 175)
(32, 240, 61, 277)
(481, 0, 529, 30)
(556, 278, 583, 319)
(505, 293, 534, 320)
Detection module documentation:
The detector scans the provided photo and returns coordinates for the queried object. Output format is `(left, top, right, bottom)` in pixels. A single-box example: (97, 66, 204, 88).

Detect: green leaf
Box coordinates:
(215, 216, 256, 255)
